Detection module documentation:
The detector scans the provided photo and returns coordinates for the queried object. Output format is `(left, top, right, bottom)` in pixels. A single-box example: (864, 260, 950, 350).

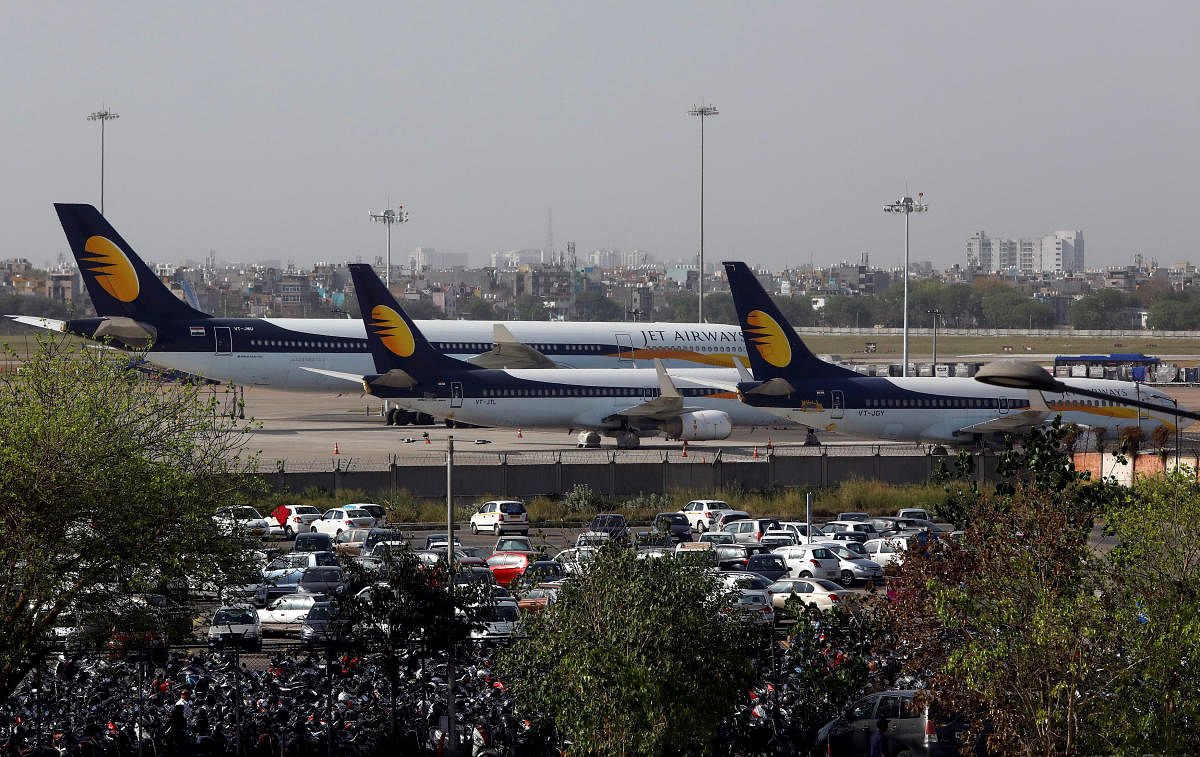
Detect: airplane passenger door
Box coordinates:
(615, 332, 636, 367)
(215, 327, 233, 355)
(450, 382, 464, 408)
(831, 390, 845, 419)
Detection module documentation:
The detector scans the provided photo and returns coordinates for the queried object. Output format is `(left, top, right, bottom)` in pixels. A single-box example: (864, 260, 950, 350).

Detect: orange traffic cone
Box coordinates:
(425, 436, 431, 444)
(333, 442, 340, 455)
(681, 441, 688, 457)
(752, 445, 759, 458)
(517, 428, 523, 438)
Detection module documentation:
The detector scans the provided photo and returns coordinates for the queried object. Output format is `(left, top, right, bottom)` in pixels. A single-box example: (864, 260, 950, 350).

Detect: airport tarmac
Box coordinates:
(230, 387, 822, 467)
(221, 383, 1200, 469)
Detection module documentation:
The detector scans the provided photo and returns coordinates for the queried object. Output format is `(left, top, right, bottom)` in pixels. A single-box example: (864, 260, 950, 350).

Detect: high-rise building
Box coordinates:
(966, 231, 992, 271)
(966, 229, 1084, 273)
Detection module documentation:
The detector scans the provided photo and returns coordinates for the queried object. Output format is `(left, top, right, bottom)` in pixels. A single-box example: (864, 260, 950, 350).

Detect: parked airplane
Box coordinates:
(10, 205, 751, 404)
(722, 260, 1179, 445)
(303, 264, 795, 448)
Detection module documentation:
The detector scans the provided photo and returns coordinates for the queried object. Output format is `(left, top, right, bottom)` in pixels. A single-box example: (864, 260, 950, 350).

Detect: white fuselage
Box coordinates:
(746, 376, 1178, 443)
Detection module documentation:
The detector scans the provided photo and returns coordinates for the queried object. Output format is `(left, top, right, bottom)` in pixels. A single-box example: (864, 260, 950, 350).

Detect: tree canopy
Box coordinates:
(0, 335, 262, 699)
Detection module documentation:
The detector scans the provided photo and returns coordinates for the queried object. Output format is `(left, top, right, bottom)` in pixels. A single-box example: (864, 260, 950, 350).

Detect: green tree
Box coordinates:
(512, 294, 550, 320)
(979, 287, 1030, 327)
(497, 544, 758, 755)
(820, 295, 875, 327)
(574, 290, 623, 321)
(1070, 289, 1134, 329)
(460, 296, 497, 320)
(397, 297, 446, 320)
(774, 294, 815, 326)
(0, 335, 261, 699)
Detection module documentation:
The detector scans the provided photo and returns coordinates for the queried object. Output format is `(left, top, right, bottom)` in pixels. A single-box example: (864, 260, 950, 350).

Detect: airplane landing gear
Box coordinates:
(614, 431, 641, 450)
(577, 431, 602, 448)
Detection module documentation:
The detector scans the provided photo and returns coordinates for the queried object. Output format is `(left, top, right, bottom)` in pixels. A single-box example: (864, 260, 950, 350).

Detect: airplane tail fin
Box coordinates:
(347, 263, 476, 380)
(54, 204, 209, 321)
(723, 261, 857, 381)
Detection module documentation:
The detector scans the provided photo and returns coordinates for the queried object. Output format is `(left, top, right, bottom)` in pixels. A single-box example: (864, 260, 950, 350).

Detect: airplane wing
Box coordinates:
(6, 315, 66, 331)
(603, 359, 684, 422)
(465, 324, 557, 369)
(954, 389, 1052, 435)
(299, 366, 419, 389)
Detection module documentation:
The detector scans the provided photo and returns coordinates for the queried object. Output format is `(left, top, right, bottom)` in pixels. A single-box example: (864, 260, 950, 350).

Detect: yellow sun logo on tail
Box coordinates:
(369, 305, 416, 357)
(746, 309, 792, 368)
(81, 236, 140, 303)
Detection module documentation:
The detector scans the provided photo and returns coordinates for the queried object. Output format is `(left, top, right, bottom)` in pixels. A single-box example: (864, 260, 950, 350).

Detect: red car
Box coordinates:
(486, 551, 532, 586)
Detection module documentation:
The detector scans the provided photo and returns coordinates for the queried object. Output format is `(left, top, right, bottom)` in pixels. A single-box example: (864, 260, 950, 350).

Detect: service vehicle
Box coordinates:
(311, 506, 376, 537)
(470, 500, 529, 535)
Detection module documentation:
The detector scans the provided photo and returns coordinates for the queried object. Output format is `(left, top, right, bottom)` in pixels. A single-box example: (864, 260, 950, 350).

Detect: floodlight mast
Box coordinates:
(689, 103, 718, 322)
(368, 205, 408, 290)
(883, 194, 928, 376)
(87, 107, 119, 215)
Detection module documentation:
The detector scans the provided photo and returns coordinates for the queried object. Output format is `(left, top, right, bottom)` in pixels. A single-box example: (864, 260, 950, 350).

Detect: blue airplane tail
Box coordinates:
(723, 261, 857, 381)
(347, 263, 477, 380)
(54, 203, 209, 321)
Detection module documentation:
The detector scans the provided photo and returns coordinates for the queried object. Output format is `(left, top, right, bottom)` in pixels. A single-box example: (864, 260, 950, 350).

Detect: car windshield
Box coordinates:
(232, 507, 261, 520)
(305, 605, 330, 622)
(486, 604, 520, 621)
(497, 538, 531, 550)
(344, 507, 369, 518)
(814, 579, 843, 591)
(500, 502, 526, 514)
(213, 609, 254, 625)
(295, 506, 320, 515)
(841, 542, 867, 556)
(365, 530, 406, 548)
(658, 514, 687, 525)
(768, 581, 799, 593)
(730, 575, 770, 590)
(754, 556, 786, 570)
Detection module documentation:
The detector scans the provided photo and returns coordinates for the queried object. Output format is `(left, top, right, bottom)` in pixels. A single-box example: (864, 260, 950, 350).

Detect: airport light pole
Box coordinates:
(87, 106, 119, 214)
(883, 194, 928, 376)
(927, 308, 943, 367)
(689, 103, 718, 322)
(369, 205, 408, 290)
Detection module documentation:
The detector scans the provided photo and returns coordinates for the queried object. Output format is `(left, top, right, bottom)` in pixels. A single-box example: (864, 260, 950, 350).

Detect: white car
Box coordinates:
(774, 544, 841, 580)
(467, 599, 523, 639)
(311, 507, 376, 537)
(863, 537, 909, 568)
(821, 520, 882, 543)
(896, 508, 930, 521)
(270, 505, 322, 539)
(776, 521, 821, 544)
(554, 547, 597, 575)
(767, 578, 851, 613)
(346, 503, 387, 526)
(728, 590, 775, 626)
(679, 500, 733, 533)
(257, 594, 325, 634)
(214, 507, 271, 539)
(469, 500, 529, 535)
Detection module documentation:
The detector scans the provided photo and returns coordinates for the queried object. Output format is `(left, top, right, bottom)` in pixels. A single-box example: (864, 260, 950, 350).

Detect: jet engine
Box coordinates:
(661, 410, 733, 441)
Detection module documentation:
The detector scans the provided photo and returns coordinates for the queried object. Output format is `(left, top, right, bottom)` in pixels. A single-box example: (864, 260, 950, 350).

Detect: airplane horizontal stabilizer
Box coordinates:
(298, 367, 366, 383)
(5, 315, 66, 332)
(955, 409, 1051, 435)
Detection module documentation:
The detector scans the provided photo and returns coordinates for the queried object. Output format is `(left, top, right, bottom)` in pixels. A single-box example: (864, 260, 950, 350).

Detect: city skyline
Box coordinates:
(3, 2, 1197, 271)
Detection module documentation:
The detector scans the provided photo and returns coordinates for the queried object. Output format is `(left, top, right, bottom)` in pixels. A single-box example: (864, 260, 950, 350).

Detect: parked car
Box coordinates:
(721, 518, 782, 544)
(270, 505, 323, 539)
(777, 521, 821, 544)
(874, 518, 951, 539)
(469, 500, 529, 535)
(814, 541, 884, 587)
(673, 541, 718, 568)
(816, 689, 971, 756)
(837, 512, 871, 522)
(299, 601, 335, 647)
(258, 594, 326, 635)
(360, 529, 406, 557)
(711, 510, 751, 531)
(717, 571, 773, 592)
(493, 535, 536, 555)
(760, 530, 797, 549)
(425, 533, 463, 550)
(863, 537, 909, 568)
(311, 507, 376, 536)
(516, 583, 562, 615)
(214, 507, 271, 539)
(824, 520, 881, 541)
(467, 599, 522, 639)
(652, 512, 693, 543)
(713, 544, 752, 571)
(293, 532, 335, 554)
(767, 578, 851, 613)
(727, 590, 775, 626)
(347, 502, 387, 526)
(208, 605, 262, 651)
(333, 528, 372, 558)
(679, 499, 733, 533)
(258, 566, 344, 605)
(698, 531, 736, 545)
(584, 513, 629, 542)
(520, 560, 566, 586)
(745, 553, 789, 581)
(486, 552, 533, 586)
(553, 547, 597, 575)
(775, 544, 841, 581)
(262, 551, 340, 584)
(896, 508, 931, 521)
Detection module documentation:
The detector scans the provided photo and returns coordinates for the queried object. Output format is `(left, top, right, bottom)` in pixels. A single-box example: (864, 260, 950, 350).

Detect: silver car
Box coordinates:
(815, 541, 884, 587)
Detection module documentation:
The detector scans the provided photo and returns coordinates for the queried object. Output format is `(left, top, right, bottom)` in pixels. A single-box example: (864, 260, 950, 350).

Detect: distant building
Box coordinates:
(967, 229, 1084, 274)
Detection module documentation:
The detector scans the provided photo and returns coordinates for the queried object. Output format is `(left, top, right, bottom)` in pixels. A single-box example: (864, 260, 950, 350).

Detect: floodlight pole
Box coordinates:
(87, 107, 119, 214)
(883, 195, 928, 376)
(445, 434, 458, 754)
(689, 103, 718, 322)
(369, 205, 408, 290)
(927, 308, 944, 367)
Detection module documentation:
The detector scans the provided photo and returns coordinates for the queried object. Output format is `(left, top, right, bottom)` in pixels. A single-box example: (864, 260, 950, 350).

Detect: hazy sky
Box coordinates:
(4, 1, 1198, 272)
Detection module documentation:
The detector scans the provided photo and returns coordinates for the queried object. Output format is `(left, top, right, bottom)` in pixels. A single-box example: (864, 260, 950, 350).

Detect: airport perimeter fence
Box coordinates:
(258, 444, 1004, 500)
